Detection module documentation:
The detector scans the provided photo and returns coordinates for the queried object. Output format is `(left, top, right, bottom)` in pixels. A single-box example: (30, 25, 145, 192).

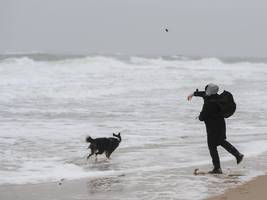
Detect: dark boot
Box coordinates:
(208, 168, 223, 174)
(236, 153, 244, 164)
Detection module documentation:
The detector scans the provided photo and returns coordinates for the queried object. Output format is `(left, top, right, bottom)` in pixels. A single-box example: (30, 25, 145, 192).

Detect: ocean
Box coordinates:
(0, 54, 267, 199)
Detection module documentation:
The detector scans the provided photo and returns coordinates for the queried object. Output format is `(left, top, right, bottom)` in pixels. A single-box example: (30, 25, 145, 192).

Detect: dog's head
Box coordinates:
(112, 132, 121, 142)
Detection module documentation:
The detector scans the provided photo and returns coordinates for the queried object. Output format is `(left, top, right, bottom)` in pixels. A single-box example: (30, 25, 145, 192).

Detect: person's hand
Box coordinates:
(187, 93, 194, 101)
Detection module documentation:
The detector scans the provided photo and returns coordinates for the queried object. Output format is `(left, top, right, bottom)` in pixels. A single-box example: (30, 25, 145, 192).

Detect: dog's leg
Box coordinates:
(105, 151, 111, 159)
(87, 153, 94, 159)
(87, 148, 96, 160)
(105, 145, 117, 159)
(95, 154, 98, 161)
(94, 149, 104, 161)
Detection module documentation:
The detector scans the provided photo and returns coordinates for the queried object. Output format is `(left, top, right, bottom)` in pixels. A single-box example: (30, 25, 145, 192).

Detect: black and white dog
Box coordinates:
(86, 133, 121, 159)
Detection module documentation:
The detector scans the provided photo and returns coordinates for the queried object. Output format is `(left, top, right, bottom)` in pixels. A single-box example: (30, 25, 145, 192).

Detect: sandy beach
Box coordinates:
(208, 173, 267, 200)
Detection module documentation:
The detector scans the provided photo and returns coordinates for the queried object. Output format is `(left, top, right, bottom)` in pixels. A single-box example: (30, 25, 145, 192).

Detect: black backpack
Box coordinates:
(217, 90, 236, 118)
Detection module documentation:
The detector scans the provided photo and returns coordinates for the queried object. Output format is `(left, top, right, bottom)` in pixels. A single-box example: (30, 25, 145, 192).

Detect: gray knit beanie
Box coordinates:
(205, 83, 219, 96)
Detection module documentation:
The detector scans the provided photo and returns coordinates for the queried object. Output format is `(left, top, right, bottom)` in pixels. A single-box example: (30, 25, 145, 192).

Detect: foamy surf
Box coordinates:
(0, 54, 267, 199)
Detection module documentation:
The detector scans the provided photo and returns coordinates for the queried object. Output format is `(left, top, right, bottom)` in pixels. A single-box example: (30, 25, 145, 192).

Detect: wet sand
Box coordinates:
(0, 171, 266, 200)
(207, 173, 267, 200)
(0, 179, 89, 200)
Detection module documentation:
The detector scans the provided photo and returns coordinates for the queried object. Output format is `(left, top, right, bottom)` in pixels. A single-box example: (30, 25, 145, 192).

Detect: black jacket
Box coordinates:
(194, 90, 226, 145)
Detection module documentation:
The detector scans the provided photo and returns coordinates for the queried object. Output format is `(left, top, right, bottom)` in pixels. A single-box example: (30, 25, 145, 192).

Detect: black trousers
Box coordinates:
(208, 139, 240, 169)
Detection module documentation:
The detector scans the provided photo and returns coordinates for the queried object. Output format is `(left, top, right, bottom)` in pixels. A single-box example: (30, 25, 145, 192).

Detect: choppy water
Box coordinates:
(0, 54, 267, 199)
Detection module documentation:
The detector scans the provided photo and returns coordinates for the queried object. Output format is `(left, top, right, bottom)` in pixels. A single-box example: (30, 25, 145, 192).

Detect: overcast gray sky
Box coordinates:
(1, 0, 267, 57)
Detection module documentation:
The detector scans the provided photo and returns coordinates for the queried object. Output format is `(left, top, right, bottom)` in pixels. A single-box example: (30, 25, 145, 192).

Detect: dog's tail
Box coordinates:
(86, 136, 94, 143)
(113, 132, 121, 142)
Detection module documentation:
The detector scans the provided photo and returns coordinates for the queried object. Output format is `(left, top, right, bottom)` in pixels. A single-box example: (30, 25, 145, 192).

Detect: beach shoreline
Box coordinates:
(0, 172, 266, 200)
(207, 173, 267, 200)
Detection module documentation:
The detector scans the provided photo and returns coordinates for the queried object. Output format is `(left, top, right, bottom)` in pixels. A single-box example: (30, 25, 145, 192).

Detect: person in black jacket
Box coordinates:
(187, 83, 244, 174)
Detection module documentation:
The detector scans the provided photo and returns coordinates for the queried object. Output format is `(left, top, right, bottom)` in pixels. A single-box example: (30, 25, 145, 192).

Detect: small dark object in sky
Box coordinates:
(165, 28, 169, 32)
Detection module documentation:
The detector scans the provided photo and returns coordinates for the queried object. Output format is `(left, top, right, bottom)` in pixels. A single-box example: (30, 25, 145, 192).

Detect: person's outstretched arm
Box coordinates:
(187, 89, 205, 101)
